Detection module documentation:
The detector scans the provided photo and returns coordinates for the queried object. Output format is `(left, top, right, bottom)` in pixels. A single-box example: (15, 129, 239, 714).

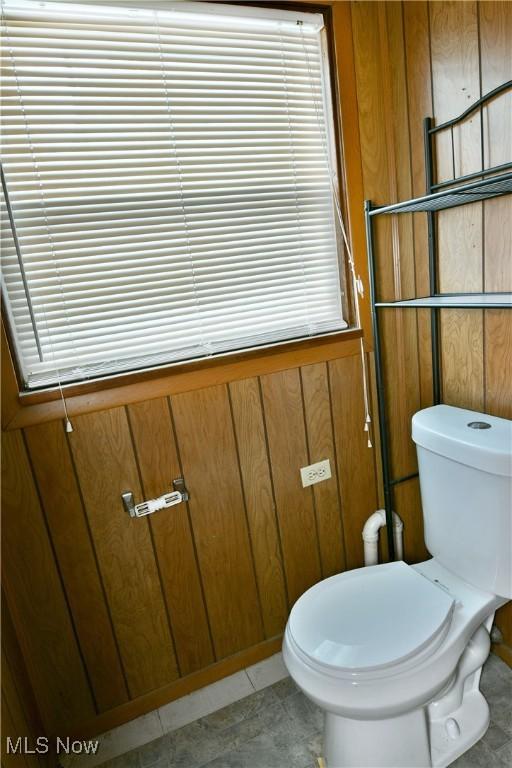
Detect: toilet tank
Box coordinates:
(412, 405, 512, 598)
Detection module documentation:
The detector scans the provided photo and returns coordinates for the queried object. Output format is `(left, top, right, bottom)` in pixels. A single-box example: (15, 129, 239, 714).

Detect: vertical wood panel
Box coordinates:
(430, 2, 481, 181)
(2, 693, 30, 768)
(352, 2, 424, 569)
(480, 0, 512, 421)
(2, 665, 33, 768)
(403, 1, 434, 408)
(484, 313, 512, 419)
(260, 369, 321, 604)
(329, 355, 378, 571)
(1, 429, 95, 733)
(171, 385, 264, 659)
(1, 596, 50, 768)
(479, 0, 512, 173)
(69, 408, 178, 698)
(383, 4, 423, 459)
(24, 421, 128, 712)
(229, 378, 288, 637)
(127, 398, 214, 675)
(429, 1, 484, 411)
(300, 363, 346, 578)
(352, 2, 420, 479)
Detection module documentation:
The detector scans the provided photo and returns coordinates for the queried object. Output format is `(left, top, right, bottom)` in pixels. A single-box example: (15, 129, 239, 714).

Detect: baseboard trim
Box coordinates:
(492, 642, 512, 668)
(66, 635, 283, 739)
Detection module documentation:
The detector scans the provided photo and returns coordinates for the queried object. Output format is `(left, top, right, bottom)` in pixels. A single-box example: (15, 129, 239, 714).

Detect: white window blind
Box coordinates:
(1, 0, 346, 389)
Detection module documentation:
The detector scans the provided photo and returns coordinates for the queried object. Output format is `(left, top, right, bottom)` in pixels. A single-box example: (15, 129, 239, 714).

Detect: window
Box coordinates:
(1, 0, 347, 390)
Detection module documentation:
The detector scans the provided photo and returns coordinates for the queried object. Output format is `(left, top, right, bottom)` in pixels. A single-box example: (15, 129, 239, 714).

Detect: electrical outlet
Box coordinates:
(300, 459, 331, 488)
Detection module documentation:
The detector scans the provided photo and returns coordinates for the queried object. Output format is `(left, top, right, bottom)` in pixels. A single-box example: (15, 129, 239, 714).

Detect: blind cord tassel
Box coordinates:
(59, 372, 73, 433)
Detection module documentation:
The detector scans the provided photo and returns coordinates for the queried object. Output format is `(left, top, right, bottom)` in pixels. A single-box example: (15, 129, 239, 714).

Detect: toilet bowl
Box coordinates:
(283, 405, 512, 768)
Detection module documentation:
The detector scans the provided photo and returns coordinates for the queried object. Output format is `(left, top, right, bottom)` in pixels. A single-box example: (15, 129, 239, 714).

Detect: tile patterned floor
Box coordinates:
(100, 653, 512, 768)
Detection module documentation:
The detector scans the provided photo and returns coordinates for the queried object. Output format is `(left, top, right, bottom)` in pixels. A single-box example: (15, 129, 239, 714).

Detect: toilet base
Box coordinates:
(322, 689, 490, 768)
(430, 689, 489, 768)
(324, 708, 431, 768)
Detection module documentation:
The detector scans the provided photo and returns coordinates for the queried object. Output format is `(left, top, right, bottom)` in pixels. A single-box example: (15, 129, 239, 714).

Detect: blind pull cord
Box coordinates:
(332, 186, 372, 447)
(299, 21, 373, 447)
(40, 303, 74, 432)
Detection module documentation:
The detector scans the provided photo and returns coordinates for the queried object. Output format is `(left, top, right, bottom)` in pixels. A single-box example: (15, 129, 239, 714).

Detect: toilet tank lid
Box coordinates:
(412, 405, 512, 477)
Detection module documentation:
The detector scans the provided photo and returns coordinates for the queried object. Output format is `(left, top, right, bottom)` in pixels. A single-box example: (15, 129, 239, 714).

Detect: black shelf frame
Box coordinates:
(364, 79, 512, 560)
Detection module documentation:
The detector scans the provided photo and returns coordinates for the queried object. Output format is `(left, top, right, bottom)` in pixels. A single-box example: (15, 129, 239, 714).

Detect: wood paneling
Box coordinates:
(127, 398, 214, 676)
(69, 408, 178, 699)
(403, 2, 433, 409)
(1, 430, 95, 734)
(229, 378, 288, 636)
(260, 369, 322, 605)
(24, 420, 128, 713)
(352, 1, 424, 571)
(301, 363, 346, 578)
(430, 1, 484, 411)
(171, 385, 264, 658)
(1, 597, 52, 768)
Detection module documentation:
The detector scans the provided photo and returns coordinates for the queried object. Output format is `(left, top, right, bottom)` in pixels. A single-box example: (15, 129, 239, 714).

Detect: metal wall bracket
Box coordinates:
(172, 476, 189, 501)
(122, 478, 189, 518)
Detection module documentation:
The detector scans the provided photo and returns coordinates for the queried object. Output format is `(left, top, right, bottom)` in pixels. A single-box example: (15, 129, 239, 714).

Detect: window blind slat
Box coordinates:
(1, 0, 346, 389)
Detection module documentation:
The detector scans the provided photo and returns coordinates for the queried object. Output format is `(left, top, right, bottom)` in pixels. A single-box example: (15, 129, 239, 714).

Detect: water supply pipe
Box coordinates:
(362, 509, 404, 565)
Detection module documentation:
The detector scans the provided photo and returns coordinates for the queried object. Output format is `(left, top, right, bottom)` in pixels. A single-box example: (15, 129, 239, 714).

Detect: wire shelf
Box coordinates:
(369, 172, 512, 216)
(375, 293, 512, 309)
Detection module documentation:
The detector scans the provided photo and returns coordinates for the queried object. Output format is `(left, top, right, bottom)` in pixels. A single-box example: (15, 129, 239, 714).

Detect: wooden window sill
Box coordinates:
(3, 328, 365, 431)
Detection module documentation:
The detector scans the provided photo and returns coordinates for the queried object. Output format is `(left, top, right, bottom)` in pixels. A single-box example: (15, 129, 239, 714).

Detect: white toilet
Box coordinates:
(283, 405, 512, 768)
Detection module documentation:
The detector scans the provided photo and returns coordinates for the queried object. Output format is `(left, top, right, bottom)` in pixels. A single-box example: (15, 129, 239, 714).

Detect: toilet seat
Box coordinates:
(288, 561, 455, 676)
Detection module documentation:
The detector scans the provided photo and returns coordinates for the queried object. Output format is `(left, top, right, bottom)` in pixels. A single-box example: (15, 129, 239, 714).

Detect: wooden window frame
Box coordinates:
(1, 0, 370, 430)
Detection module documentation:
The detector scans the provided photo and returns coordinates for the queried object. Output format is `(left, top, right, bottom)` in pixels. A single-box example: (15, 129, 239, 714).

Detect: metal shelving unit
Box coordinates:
(365, 79, 512, 560)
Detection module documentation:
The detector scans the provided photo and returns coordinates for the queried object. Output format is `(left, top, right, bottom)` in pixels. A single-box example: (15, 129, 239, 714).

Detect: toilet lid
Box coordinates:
(288, 561, 455, 673)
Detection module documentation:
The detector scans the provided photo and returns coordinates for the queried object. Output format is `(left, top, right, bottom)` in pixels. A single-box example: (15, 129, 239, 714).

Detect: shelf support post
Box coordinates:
(365, 200, 396, 561)
(424, 117, 442, 405)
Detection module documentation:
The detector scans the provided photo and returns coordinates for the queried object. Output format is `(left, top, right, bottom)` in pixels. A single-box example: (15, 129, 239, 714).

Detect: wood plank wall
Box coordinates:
(1, 349, 379, 737)
(1, 596, 51, 768)
(351, 0, 512, 658)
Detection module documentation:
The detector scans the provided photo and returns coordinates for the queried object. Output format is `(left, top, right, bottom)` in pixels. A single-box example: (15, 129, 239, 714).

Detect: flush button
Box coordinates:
(467, 421, 491, 429)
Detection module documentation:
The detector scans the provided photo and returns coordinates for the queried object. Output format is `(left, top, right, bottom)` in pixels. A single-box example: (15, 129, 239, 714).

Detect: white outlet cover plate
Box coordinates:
(300, 459, 332, 488)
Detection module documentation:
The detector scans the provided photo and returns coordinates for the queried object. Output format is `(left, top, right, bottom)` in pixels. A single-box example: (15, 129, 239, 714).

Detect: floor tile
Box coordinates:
(165, 700, 290, 768)
(270, 676, 299, 701)
(95, 751, 139, 768)
(450, 738, 509, 768)
(282, 692, 323, 738)
(496, 738, 512, 766)
(483, 722, 511, 752)
(489, 692, 512, 738)
(200, 728, 317, 768)
(481, 655, 512, 701)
